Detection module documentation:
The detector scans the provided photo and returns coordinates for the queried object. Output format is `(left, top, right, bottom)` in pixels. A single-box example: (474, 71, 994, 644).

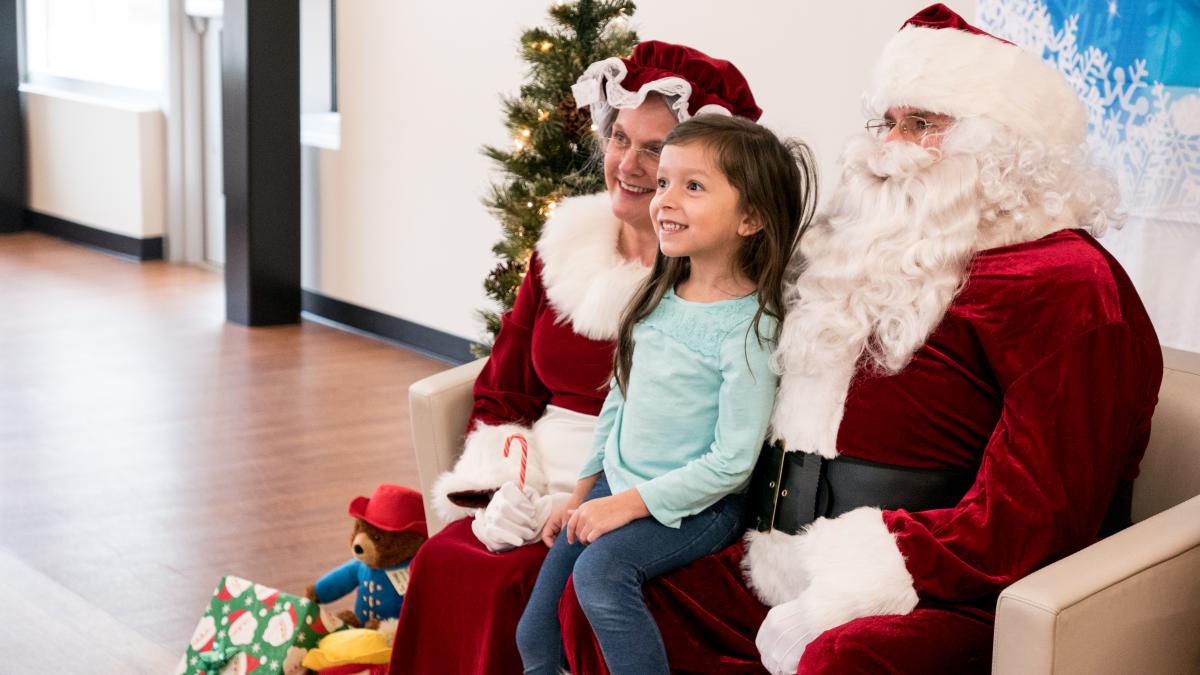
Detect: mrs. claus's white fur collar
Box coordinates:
(536, 192, 651, 341)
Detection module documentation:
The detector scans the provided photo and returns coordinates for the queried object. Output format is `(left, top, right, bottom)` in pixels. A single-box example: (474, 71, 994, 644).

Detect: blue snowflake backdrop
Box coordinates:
(1042, 1, 1200, 88)
(980, 0, 1200, 221)
(980, 0, 1200, 351)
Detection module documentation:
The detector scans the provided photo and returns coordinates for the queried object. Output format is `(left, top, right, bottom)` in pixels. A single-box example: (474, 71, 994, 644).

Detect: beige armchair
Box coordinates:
(992, 348, 1200, 674)
(407, 349, 1200, 673)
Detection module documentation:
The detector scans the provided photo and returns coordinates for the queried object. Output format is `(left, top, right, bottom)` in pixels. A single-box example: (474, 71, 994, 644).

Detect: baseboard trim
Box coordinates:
(25, 210, 164, 260)
(0, 205, 24, 233)
(301, 290, 476, 365)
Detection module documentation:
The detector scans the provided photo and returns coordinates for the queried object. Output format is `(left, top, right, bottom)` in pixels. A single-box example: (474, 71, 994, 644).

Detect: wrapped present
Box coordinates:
(175, 575, 345, 675)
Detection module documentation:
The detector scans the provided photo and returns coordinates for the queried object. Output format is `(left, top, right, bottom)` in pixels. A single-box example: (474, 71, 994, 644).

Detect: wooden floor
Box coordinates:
(0, 232, 450, 673)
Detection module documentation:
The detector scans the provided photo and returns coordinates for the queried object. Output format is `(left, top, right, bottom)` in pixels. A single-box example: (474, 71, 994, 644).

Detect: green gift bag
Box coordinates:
(175, 575, 346, 675)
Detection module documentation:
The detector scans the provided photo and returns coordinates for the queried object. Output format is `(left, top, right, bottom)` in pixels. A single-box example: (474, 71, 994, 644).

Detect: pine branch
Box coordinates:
(473, 0, 638, 355)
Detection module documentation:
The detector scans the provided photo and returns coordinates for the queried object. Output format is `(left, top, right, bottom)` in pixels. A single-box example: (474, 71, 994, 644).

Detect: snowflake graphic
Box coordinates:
(979, 0, 1200, 224)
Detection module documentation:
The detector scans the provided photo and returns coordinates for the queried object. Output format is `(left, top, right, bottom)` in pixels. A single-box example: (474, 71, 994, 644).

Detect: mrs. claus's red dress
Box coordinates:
(388, 193, 649, 675)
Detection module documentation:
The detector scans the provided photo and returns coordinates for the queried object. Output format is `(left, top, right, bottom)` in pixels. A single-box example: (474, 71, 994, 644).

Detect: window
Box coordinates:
(300, 0, 336, 114)
(23, 0, 166, 94)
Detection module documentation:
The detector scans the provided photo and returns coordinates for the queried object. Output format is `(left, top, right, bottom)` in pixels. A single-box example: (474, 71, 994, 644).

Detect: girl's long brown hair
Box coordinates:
(614, 115, 818, 396)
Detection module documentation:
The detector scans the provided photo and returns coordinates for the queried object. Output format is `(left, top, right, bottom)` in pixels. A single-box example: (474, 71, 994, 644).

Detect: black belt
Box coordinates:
(748, 441, 976, 534)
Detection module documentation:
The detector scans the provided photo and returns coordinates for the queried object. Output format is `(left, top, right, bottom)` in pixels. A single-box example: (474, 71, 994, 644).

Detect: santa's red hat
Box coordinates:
(865, 3, 1086, 147)
(572, 40, 761, 129)
(348, 484, 428, 537)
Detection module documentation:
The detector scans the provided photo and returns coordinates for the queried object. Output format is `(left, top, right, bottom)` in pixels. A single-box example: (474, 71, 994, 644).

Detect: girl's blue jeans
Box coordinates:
(515, 474, 745, 675)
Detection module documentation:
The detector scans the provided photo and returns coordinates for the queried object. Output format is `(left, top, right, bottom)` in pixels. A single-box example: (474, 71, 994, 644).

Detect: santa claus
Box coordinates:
(554, 4, 1162, 674)
(746, 4, 1162, 673)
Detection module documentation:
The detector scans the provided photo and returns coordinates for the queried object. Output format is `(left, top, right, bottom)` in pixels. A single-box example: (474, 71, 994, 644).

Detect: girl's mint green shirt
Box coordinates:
(578, 288, 779, 528)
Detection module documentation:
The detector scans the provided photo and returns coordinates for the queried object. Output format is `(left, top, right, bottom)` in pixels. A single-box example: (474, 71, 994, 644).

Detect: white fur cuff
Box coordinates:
(744, 507, 918, 629)
(743, 528, 812, 607)
(431, 422, 539, 524)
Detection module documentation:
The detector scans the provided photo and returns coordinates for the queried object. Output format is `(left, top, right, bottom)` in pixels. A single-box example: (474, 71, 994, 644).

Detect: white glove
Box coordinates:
(756, 596, 817, 675)
(471, 481, 541, 552)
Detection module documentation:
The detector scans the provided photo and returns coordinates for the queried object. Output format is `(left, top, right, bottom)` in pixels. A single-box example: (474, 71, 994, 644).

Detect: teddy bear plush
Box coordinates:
(306, 484, 428, 629)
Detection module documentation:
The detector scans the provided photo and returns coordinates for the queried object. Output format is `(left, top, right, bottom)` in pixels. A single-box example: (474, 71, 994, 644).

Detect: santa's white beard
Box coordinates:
(769, 134, 984, 456)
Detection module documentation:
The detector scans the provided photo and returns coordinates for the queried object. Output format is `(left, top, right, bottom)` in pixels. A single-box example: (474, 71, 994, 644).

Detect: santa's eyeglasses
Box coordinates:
(865, 115, 948, 139)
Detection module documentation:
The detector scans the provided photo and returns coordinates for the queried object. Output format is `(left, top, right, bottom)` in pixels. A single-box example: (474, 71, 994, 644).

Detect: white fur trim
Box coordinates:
(572, 56, 725, 126)
(866, 25, 1086, 148)
(743, 529, 812, 607)
(745, 507, 918, 622)
(769, 361, 856, 459)
(431, 422, 541, 524)
(536, 193, 651, 341)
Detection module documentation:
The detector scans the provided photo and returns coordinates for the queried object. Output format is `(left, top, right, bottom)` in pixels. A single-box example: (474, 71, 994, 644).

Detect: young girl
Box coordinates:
(515, 115, 817, 674)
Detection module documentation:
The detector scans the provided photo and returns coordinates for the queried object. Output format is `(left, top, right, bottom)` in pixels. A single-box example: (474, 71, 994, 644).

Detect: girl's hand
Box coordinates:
(566, 489, 650, 544)
(541, 476, 597, 547)
(540, 502, 572, 547)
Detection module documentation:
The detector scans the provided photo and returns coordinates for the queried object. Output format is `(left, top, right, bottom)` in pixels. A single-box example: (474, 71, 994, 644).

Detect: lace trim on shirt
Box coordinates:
(639, 296, 755, 359)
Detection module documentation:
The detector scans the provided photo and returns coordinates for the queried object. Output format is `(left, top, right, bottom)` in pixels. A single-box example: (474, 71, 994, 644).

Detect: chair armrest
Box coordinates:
(992, 494, 1200, 674)
(409, 357, 487, 536)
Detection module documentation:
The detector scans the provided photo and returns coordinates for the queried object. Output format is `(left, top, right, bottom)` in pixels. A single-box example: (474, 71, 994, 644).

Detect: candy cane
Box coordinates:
(503, 433, 529, 491)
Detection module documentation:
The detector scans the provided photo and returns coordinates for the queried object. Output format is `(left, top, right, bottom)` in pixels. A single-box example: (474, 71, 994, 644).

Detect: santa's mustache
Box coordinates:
(842, 134, 942, 181)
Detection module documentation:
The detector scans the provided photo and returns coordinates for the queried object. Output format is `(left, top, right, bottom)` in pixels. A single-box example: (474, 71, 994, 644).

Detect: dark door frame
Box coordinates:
(1, 0, 24, 233)
(222, 0, 301, 326)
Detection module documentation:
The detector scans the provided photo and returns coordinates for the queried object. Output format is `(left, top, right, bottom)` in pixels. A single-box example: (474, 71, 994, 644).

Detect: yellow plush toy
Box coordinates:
(302, 621, 395, 673)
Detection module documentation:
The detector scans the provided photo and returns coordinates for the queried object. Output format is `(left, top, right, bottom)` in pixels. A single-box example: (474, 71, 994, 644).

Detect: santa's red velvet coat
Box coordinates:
(389, 193, 649, 675)
(559, 229, 1161, 674)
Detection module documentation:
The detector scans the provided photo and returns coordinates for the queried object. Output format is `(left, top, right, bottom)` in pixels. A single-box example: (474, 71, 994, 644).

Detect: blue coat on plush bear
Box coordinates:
(306, 484, 428, 628)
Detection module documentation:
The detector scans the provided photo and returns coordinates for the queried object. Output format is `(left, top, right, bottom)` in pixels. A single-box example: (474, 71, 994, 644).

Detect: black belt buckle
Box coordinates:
(749, 440, 786, 532)
(774, 451, 826, 535)
(748, 441, 830, 534)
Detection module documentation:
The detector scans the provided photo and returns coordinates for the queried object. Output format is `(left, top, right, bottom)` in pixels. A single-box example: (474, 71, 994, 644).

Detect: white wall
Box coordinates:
(23, 86, 166, 238)
(632, 2, 976, 187)
(300, 0, 333, 114)
(316, 1, 976, 342)
(301, 144, 342, 291)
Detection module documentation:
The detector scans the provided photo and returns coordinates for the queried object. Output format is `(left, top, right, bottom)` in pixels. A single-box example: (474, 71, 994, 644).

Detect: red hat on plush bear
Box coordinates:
(348, 484, 427, 537)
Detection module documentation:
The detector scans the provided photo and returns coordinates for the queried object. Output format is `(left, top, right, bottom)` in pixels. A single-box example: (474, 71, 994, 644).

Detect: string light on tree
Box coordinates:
(476, 0, 638, 356)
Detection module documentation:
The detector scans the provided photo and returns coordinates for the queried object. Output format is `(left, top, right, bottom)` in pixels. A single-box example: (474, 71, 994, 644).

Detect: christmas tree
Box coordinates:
(475, 0, 638, 355)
